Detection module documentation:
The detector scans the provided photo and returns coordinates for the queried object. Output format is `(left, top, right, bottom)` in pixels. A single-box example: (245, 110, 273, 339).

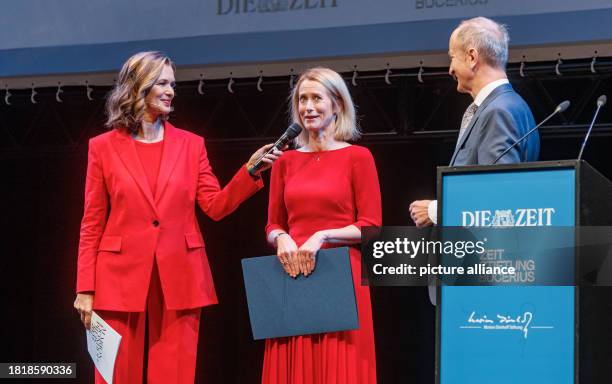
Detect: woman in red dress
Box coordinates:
(264, 67, 381, 384)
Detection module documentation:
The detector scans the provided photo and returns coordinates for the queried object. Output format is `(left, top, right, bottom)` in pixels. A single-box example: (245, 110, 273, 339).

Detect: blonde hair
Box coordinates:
(105, 51, 175, 132)
(290, 67, 360, 147)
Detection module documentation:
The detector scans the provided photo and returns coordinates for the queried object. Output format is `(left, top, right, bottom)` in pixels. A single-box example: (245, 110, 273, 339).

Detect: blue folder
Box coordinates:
(241, 247, 359, 340)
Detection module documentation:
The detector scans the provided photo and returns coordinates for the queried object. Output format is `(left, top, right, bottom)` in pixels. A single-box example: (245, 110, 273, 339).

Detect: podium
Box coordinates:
(436, 160, 612, 384)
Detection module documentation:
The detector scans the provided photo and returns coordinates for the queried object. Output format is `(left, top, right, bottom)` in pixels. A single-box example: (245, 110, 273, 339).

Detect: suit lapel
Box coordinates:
(155, 122, 185, 204)
(110, 128, 159, 215)
(449, 84, 513, 165)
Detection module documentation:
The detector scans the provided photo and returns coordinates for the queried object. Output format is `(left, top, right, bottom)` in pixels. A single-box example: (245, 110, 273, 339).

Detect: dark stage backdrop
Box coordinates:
(1, 64, 611, 383)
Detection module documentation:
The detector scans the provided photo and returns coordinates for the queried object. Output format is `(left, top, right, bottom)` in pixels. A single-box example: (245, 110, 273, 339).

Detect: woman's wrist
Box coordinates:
(316, 230, 329, 243)
(245, 163, 261, 179)
(273, 232, 289, 246)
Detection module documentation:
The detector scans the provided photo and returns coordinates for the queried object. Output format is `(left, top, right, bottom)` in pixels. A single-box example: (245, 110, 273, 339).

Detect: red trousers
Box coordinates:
(95, 262, 201, 384)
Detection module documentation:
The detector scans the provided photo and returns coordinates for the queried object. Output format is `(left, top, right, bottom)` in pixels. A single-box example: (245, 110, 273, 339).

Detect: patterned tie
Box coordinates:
(456, 102, 478, 147)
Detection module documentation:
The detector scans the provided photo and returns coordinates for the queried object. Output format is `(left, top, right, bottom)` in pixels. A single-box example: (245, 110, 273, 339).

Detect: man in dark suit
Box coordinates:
(410, 16, 540, 227)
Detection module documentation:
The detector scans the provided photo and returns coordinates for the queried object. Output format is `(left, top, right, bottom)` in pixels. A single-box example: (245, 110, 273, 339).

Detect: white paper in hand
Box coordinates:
(86, 311, 122, 384)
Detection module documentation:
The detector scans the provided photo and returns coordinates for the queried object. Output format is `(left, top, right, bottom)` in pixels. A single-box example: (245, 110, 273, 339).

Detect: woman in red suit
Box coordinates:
(73, 51, 281, 384)
(264, 67, 381, 384)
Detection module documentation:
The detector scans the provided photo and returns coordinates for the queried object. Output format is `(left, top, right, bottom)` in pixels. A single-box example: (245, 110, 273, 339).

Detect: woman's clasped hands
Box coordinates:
(275, 231, 326, 278)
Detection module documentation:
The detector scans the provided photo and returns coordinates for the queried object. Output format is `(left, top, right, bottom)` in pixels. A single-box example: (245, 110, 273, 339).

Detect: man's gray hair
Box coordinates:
(455, 17, 509, 69)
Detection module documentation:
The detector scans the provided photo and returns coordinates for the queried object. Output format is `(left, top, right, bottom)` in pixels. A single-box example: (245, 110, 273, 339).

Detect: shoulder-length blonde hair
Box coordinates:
(105, 51, 175, 132)
(290, 67, 360, 147)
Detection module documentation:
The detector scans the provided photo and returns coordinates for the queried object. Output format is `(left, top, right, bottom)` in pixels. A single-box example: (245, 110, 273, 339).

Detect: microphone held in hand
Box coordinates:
(248, 123, 302, 175)
(578, 95, 607, 161)
(491, 100, 570, 165)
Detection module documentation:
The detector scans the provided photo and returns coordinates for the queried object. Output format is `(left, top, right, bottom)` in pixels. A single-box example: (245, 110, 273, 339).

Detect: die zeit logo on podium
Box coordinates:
(461, 208, 556, 227)
(218, 0, 338, 15)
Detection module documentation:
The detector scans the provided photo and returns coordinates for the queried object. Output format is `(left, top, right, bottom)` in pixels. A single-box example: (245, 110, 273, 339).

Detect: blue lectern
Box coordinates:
(436, 160, 612, 384)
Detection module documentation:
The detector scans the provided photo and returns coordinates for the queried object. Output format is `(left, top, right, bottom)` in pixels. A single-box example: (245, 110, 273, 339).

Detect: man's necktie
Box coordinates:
(456, 102, 478, 147)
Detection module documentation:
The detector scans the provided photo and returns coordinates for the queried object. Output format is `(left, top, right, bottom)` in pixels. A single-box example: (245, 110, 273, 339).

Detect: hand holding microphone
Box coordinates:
(246, 144, 284, 176)
(246, 123, 303, 176)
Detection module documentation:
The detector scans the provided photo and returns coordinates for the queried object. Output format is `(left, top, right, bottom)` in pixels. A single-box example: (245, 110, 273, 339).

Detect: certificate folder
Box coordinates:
(241, 247, 359, 340)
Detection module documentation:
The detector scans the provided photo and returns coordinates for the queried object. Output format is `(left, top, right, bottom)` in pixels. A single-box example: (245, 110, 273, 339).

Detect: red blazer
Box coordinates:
(76, 122, 262, 311)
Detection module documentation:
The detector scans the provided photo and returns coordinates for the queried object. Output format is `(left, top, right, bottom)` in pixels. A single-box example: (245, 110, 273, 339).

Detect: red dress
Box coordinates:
(264, 145, 381, 384)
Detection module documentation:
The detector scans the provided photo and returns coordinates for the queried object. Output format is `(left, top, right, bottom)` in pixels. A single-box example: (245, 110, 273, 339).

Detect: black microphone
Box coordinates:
(578, 95, 607, 161)
(247, 122, 302, 175)
(491, 100, 570, 165)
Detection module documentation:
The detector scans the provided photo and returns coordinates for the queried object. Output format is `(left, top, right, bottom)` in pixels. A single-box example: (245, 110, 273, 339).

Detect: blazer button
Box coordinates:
(152, 220, 160, 227)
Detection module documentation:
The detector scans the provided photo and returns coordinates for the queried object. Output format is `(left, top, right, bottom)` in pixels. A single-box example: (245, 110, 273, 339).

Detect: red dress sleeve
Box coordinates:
(350, 148, 382, 229)
(265, 157, 289, 237)
(76, 138, 109, 293)
(196, 137, 263, 221)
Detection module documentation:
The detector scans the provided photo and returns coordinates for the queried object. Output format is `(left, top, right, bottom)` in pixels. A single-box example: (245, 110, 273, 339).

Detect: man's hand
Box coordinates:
(409, 200, 434, 227)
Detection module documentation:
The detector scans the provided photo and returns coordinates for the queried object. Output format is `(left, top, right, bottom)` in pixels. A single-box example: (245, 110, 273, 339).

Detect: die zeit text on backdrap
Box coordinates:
(372, 237, 486, 259)
(218, 0, 338, 15)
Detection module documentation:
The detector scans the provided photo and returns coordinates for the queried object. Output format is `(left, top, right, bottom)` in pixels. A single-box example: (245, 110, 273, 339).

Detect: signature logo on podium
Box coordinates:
(460, 310, 554, 339)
